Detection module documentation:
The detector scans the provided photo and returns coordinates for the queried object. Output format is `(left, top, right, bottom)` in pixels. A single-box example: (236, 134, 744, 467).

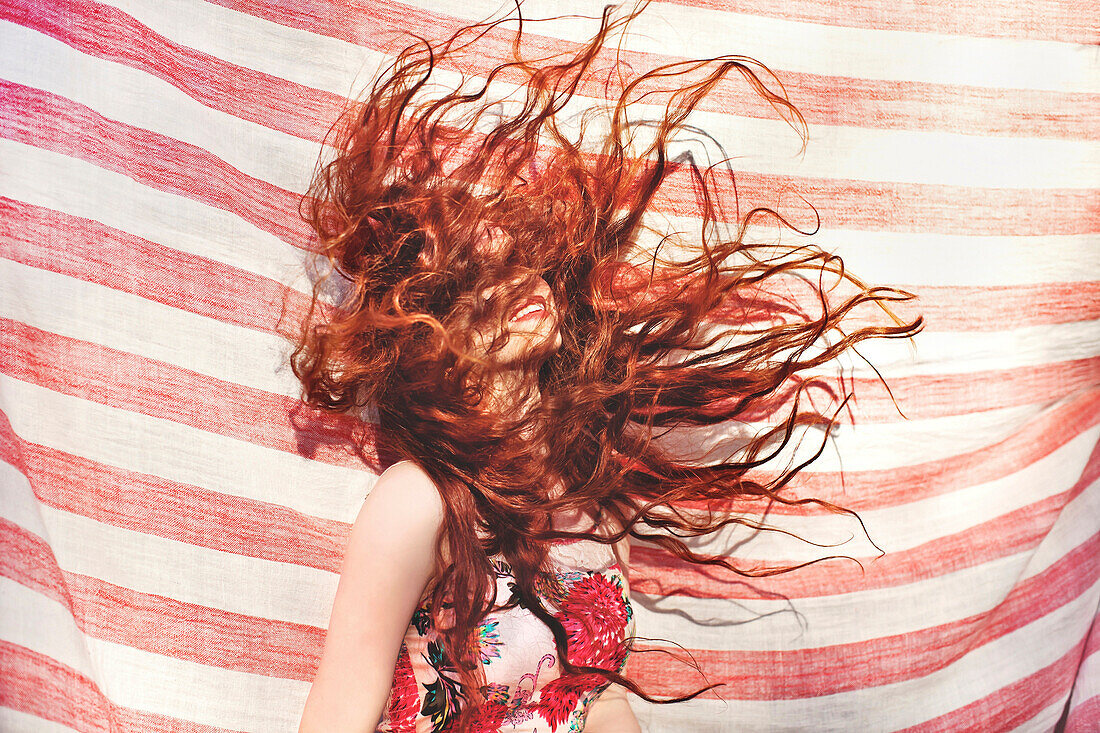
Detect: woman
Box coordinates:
(294, 5, 920, 732)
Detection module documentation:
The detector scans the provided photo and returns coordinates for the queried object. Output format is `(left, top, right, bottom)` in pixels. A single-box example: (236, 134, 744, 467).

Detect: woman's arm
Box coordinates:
(298, 461, 444, 733)
(584, 534, 642, 732)
(584, 684, 642, 733)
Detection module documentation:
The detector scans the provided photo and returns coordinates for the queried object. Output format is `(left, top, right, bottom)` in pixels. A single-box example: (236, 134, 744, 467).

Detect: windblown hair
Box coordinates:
(291, 3, 921, 725)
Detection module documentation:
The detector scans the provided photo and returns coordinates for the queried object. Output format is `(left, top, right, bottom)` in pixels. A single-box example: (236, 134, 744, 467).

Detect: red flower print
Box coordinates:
(535, 672, 603, 729)
(386, 642, 419, 732)
(556, 573, 630, 671)
(467, 699, 509, 732)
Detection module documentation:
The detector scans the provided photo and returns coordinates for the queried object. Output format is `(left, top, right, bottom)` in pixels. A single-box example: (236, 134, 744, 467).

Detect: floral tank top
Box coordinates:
(377, 538, 635, 732)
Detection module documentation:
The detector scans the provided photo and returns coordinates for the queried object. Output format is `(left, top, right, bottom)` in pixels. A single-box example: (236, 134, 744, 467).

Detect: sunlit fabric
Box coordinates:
(0, 1, 1096, 731)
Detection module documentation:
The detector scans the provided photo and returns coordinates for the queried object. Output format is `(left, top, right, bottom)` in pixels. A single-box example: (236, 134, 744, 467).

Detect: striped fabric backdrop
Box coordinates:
(1, 0, 1097, 731)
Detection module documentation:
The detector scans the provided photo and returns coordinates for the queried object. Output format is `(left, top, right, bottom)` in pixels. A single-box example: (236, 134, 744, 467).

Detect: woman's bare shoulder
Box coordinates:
(350, 460, 445, 553)
(370, 460, 443, 511)
(368, 460, 452, 588)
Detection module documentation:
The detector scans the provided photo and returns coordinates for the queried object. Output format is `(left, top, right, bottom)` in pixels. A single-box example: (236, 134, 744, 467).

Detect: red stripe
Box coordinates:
(633, 430, 1100, 599)
(0, 0, 345, 143)
(0, 515, 71, 610)
(627, 533, 1099, 700)
(898, 639, 1090, 732)
(0, 518, 63, 610)
(869, 282, 1100, 331)
(828, 357, 1100, 423)
(0, 198, 311, 334)
(668, 0, 1098, 44)
(648, 165, 1100, 236)
(0, 639, 233, 732)
(202, 0, 1099, 139)
(0, 638, 111, 733)
(784, 71, 1098, 140)
(0, 414, 348, 573)
(3, 75, 1095, 238)
(0, 318, 379, 472)
(0, 519, 321, 681)
(0, 79, 312, 247)
(69, 571, 323, 682)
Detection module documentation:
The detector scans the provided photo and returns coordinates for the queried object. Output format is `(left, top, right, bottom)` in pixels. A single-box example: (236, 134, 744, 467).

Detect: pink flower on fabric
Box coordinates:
(476, 618, 504, 665)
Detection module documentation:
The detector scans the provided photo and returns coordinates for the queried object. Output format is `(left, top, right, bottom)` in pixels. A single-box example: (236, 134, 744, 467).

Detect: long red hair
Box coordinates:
(291, 3, 922, 724)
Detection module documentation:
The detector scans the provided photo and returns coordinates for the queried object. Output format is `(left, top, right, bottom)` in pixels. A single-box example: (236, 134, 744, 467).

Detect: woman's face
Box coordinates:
(464, 228, 563, 367)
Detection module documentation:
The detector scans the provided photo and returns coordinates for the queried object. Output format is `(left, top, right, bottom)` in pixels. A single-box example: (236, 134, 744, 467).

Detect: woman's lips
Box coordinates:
(508, 298, 547, 323)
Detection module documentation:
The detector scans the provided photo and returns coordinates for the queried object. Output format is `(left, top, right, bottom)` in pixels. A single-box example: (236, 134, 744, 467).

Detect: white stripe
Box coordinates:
(0, 576, 98, 683)
(0, 20, 317, 193)
(0, 376, 373, 524)
(86, 636, 310, 731)
(0, 138, 313, 295)
(1069, 640, 1100, 716)
(33, 503, 338, 627)
(631, 579, 1100, 731)
(825, 320, 1100, 378)
(631, 547, 1074, 653)
(659, 394, 1090, 473)
(628, 106, 1100, 189)
(0, 258, 299, 398)
(811, 230, 1100, 288)
(631, 464, 1100, 650)
(641, 220, 1100, 287)
(99, 0, 1099, 95)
